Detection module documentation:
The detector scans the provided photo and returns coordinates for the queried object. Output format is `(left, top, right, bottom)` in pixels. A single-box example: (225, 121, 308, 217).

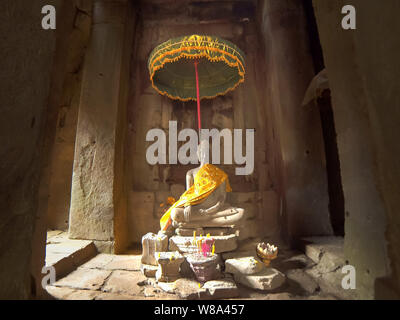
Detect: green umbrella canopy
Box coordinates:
(148, 35, 245, 101)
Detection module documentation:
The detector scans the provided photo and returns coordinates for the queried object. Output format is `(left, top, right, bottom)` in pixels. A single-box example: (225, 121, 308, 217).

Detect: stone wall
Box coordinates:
(45, 0, 94, 231)
(0, 0, 77, 299)
(313, 0, 399, 299)
(68, 0, 136, 254)
(257, 0, 333, 239)
(126, 0, 280, 243)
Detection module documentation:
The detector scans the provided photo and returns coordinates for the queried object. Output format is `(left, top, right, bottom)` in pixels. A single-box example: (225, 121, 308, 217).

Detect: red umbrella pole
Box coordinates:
(194, 60, 201, 130)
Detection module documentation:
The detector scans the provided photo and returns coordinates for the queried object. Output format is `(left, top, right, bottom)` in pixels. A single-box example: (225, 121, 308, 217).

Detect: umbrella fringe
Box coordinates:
(149, 50, 245, 102)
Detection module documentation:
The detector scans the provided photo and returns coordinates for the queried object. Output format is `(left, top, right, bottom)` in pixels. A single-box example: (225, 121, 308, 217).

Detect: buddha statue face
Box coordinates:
(197, 140, 209, 166)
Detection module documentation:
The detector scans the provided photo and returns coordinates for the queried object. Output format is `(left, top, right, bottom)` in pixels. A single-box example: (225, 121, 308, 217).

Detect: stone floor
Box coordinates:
(45, 236, 346, 300)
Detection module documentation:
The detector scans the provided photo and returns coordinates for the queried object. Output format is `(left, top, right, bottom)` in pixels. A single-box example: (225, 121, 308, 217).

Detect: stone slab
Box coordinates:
(54, 268, 112, 290)
(203, 278, 239, 299)
(46, 286, 100, 300)
(301, 236, 344, 265)
(174, 278, 209, 300)
(225, 256, 264, 275)
(95, 292, 140, 300)
(45, 232, 98, 280)
(103, 255, 142, 271)
(234, 267, 286, 291)
(80, 253, 142, 271)
(79, 253, 115, 269)
(102, 270, 147, 296)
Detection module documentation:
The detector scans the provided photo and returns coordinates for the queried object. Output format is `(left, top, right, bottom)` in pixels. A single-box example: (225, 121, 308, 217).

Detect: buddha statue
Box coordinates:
(159, 140, 244, 233)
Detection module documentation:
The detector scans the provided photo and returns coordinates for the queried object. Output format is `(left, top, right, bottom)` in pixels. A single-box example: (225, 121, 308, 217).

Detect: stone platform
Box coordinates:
(45, 238, 341, 300)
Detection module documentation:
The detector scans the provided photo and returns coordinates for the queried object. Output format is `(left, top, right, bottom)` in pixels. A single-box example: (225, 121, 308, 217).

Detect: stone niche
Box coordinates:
(126, 0, 281, 246)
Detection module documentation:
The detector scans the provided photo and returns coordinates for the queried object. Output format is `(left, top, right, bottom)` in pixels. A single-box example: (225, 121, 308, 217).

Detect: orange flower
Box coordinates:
(167, 197, 176, 205)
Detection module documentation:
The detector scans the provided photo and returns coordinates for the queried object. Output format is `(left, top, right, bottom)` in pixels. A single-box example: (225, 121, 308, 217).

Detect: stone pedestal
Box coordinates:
(186, 254, 222, 283)
(175, 227, 204, 236)
(169, 235, 238, 254)
(175, 227, 235, 237)
(155, 252, 184, 282)
(141, 232, 168, 266)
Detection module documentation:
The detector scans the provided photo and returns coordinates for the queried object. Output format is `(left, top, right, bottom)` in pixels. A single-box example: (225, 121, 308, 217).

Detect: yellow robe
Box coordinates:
(160, 163, 232, 231)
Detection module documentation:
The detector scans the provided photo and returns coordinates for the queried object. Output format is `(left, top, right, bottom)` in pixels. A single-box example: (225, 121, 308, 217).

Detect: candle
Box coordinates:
(211, 244, 215, 255)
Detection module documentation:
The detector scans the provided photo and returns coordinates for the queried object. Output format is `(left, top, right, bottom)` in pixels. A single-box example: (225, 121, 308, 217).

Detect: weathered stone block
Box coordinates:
(234, 267, 286, 291)
(225, 256, 264, 275)
(174, 278, 208, 300)
(141, 232, 168, 266)
(155, 251, 184, 282)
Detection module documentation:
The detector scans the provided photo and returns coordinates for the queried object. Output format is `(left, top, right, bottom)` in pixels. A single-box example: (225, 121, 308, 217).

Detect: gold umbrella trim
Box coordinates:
(148, 35, 245, 101)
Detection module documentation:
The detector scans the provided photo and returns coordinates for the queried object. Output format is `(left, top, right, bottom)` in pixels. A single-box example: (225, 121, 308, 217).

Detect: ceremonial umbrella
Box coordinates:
(148, 35, 245, 130)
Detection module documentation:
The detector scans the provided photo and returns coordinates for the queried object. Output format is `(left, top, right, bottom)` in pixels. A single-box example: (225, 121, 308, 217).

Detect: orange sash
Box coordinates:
(160, 164, 232, 231)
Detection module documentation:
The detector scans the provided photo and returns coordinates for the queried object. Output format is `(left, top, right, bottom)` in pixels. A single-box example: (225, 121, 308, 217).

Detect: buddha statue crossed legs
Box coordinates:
(160, 140, 244, 233)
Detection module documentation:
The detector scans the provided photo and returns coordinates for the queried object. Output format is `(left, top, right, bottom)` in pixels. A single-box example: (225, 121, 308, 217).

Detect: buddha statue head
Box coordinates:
(197, 139, 210, 167)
